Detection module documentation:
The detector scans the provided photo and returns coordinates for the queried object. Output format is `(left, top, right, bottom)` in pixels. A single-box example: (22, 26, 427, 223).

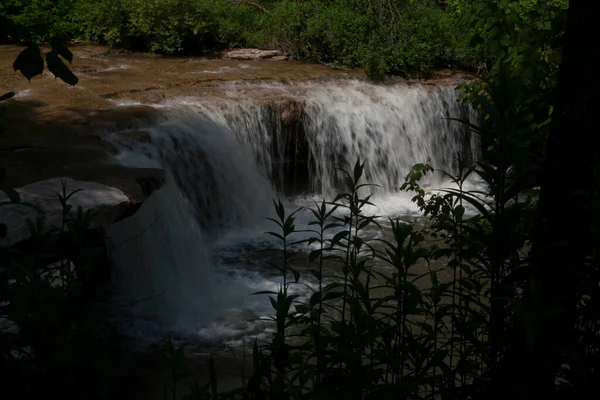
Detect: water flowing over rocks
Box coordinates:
(1, 43, 479, 338)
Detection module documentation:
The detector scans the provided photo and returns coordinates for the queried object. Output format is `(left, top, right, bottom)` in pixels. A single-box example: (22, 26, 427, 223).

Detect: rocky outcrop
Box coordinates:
(0, 175, 164, 246)
(223, 48, 286, 60)
(258, 99, 311, 194)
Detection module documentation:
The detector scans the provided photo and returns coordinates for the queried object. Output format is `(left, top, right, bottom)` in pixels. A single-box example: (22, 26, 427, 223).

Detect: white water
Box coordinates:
(303, 84, 479, 196)
(105, 80, 480, 344)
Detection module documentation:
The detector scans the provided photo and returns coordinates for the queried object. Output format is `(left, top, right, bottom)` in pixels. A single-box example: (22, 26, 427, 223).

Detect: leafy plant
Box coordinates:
(1, 180, 119, 398)
(12, 41, 77, 85)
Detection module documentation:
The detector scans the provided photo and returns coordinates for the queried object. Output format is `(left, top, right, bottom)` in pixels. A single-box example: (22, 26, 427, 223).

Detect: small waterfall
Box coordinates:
(107, 176, 216, 329)
(106, 112, 276, 331)
(302, 84, 479, 196)
(110, 111, 276, 233)
(169, 81, 479, 197)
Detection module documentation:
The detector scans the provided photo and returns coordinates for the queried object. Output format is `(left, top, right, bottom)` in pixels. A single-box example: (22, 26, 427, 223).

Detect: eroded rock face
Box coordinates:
(0, 177, 163, 246)
(223, 48, 285, 60)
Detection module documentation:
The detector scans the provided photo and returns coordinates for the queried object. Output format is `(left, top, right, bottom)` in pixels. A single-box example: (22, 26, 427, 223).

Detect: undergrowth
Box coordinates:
(0, 179, 126, 398)
(165, 66, 598, 400)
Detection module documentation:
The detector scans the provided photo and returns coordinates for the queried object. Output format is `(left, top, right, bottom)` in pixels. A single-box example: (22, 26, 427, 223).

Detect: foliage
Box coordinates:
(0, 0, 568, 76)
(0, 0, 77, 42)
(451, 0, 568, 156)
(254, 0, 475, 75)
(1, 43, 123, 398)
(0, 180, 122, 398)
(11, 41, 78, 85)
(2, 1, 595, 399)
(1, 0, 477, 75)
(72, 0, 266, 53)
(162, 49, 596, 397)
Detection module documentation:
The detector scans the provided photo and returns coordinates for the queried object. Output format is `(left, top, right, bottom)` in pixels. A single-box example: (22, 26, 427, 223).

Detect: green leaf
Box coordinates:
(1, 185, 20, 203)
(310, 268, 321, 280)
(13, 45, 44, 82)
(209, 355, 218, 395)
(454, 204, 465, 219)
(329, 230, 349, 249)
(46, 50, 78, 86)
(50, 39, 74, 63)
(309, 249, 321, 263)
(265, 231, 284, 241)
(289, 266, 301, 284)
(322, 292, 342, 302)
(0, 92, 15, 102)
(309, 291, 322, 307)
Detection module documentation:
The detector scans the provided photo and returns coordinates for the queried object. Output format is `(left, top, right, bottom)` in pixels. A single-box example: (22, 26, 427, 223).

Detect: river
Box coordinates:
(1, 44, 481, 395)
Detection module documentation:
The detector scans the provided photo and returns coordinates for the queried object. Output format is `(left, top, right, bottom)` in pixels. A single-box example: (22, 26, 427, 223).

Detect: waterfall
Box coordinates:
(105, 80, 479, 334)
(302, 84, 479, 196)
(169, 81, 479, 197)
(105, 113, 276, 332)
(109, 111, 276, 233)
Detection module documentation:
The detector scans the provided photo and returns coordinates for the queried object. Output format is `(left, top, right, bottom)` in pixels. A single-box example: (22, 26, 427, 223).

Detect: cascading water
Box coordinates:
(173, 82, 478, 193)
(106, 113, 277, 335)
(302, 84, 479, 196)
(105, 80, 479, 341)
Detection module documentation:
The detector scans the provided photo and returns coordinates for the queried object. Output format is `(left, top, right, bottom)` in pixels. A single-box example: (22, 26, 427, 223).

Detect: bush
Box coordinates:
(72, 0, 265, 53)
(0, 0, 77, 41)
(2, 0, 481, 75)
(0, 181, 123, 398)
(257, 0, 476, 76)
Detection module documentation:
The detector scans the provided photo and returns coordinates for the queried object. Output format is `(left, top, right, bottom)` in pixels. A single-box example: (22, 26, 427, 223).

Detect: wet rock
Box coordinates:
(87, 106, 163, 131)
(223, 48, 285, 60)
(0, 176, 163, 246)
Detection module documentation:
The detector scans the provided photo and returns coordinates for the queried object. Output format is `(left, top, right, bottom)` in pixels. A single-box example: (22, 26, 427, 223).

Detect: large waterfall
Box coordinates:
(105, 80, 479, 340)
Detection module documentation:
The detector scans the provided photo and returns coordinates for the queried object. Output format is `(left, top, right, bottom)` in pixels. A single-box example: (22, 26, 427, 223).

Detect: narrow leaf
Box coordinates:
(50, 39, 74, 63)
(46, 50, 78, 86)
(0, 92, 15, 102)
(0, 185, 20, 203)
(209, 355, 218, 395)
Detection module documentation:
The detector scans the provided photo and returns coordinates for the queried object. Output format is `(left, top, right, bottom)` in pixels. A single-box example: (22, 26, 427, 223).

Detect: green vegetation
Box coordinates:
(1, 0, 566, 76)
(3, 0, 599, 399)
(0, 181, 126, 398)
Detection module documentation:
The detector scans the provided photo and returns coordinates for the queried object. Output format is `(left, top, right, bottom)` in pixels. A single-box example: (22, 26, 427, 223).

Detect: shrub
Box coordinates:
(0, 0, 77, 41)
(72, 0, 265, 53)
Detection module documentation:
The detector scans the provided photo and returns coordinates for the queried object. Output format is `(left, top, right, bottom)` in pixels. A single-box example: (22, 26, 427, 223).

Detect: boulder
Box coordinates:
(223, 49, 285, 60)
(0, 177, 161, 246)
